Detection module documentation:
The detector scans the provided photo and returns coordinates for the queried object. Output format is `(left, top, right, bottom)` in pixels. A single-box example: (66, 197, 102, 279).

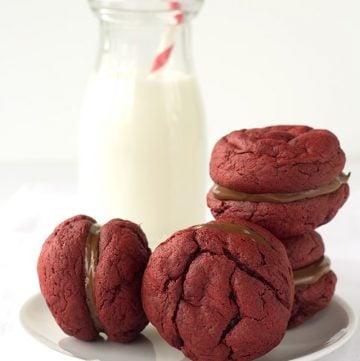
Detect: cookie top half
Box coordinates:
(210, 125, 346, 193)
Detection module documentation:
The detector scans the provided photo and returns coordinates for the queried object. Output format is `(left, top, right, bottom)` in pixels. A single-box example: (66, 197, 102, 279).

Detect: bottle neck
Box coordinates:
(95, 16, 194, 75)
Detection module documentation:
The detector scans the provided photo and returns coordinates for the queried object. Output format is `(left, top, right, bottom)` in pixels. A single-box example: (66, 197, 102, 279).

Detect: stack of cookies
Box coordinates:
(37, 125, 350, 361)
(207, 125, 350, 327)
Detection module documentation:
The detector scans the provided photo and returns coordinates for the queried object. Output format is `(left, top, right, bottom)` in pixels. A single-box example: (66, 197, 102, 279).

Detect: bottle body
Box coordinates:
(79, 2, 206, 248)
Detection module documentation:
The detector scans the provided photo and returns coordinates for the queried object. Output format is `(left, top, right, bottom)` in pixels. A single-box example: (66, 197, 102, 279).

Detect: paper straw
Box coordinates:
(150, 1, 185, 73)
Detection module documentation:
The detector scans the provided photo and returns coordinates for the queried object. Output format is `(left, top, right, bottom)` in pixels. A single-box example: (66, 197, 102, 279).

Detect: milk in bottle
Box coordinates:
(79, 0, 206, 248)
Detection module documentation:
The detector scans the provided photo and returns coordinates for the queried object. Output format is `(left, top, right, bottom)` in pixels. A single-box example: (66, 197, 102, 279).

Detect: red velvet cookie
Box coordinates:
(210, 125, 345, 193)
(142, 219, 294, 361)
(280, 232, 337, 328)
(281, 231, 325, 270)
(291, 265, 337, 328)
(207, 181, 349, 238)
(37, 215, 150, 342)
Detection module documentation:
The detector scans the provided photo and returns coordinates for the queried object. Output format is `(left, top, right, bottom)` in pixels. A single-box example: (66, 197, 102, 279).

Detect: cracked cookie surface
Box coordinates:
(95, 219, 150, 342)
(142, 219, 294, 361)
(210, 125, 345, 193)
(37, 215, 97, 341)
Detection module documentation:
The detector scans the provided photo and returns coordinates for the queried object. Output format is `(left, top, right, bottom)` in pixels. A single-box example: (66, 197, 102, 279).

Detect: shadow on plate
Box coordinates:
(59, 334, 156, 361)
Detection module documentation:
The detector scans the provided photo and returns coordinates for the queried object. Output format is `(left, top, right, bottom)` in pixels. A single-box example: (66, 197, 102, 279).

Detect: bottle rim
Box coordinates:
(89, 0, 204, 15)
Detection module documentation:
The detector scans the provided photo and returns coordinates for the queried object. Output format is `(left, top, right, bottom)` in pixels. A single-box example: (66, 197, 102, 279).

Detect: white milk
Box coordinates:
(78, 70, 206, 249)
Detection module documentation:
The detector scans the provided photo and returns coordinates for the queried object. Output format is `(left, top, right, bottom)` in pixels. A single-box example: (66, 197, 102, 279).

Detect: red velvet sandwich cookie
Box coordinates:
(142, 219, 294, 361)
(207, 125, 349, 238)
(37, 215, 150, 342)
(281, 231, 336, 328)
(290, 260, 337, 328)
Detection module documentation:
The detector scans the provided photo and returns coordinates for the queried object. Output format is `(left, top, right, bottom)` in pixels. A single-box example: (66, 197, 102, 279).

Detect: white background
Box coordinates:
(0, 0, 359, 163)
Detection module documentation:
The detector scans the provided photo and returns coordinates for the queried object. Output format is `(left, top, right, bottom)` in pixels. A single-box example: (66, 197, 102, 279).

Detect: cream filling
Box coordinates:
(84, 223, 103, 332)
(293, 256, 331, 287)
(212, 173, 350, 203)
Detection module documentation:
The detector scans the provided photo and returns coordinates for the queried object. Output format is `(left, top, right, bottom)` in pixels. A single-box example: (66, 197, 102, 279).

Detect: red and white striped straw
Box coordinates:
(150, 1, 185, 73)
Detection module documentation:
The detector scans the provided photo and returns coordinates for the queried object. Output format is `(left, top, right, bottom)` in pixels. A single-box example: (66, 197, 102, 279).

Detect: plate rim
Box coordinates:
(20, 293, 358, 361)
(287, 294, 358, 361)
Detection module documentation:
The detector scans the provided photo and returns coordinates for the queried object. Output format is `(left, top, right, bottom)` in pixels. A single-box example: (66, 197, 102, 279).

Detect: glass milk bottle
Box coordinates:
(78, 0, 206, 249)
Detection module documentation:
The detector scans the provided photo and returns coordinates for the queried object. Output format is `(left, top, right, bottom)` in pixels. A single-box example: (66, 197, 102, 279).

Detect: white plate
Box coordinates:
(20, 293, 357, 361)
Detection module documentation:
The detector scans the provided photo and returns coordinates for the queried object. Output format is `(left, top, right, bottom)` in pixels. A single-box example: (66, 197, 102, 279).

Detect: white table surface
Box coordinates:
(1, 161, 359, 361)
